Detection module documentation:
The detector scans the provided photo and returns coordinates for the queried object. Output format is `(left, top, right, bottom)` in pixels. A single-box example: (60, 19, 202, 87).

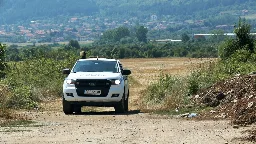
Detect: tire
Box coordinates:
(124, 92, 129, 112)
(73, 105, 82, 114)
(114, 94, 125, 113)
(63, 98, 73, 115)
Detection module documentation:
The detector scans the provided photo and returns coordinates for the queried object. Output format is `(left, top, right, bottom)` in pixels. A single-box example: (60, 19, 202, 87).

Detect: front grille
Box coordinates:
(75, 79, 111, 97)
(75, 79, 111, 88)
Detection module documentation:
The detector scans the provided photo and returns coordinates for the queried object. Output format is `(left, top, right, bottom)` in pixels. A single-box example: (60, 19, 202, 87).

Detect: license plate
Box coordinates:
(84, 90, 101, 95)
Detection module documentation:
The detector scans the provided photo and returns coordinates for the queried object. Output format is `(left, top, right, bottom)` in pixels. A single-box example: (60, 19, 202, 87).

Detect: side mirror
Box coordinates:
(63, 68, 71, 75)
(122, 69, 131, 75)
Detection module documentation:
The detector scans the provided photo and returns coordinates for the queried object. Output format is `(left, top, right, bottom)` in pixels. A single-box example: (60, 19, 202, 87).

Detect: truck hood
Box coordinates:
(67, 72, 122, 80)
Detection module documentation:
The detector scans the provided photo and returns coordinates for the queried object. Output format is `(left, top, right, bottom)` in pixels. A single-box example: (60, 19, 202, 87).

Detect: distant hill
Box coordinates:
(0, 0, 98, 24)
(0, 0, 256, 25)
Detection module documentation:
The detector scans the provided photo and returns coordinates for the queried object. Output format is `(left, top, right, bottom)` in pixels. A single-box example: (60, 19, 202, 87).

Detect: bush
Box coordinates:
(0, 84, 14, 119)
(219, 18, 254, 60)
(0, 43, 7, 78)
(7, 86, 37, 109)
(141, 73, 188, 110)
(188, 73, 199, 95)
(2, 53, 79, 109)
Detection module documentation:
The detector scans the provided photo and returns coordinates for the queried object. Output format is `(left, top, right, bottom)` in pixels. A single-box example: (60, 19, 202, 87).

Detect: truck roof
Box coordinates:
(78, 58, 118, 62)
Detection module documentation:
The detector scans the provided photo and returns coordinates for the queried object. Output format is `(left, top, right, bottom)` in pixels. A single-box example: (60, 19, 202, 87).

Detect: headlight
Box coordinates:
(111, 79, 121, 85)
(114, 80, 121, 85)
(66, 79, 76, 84)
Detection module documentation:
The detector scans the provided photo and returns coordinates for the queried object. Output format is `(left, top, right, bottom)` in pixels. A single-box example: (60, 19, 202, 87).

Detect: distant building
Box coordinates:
(151, 15, 157, 21)
(192, 33, 256, 39)
(242, 9, 249, 15)
(150, 39, 182, 43)
(77, 36, 87, 41)
(69, 17, 78, 23)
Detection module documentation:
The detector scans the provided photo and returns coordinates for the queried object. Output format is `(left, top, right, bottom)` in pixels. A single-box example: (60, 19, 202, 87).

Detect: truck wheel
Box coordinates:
(114, 94, 125, 113)
(73, 105, 82, 114)
(63, 98, 73, 115)
(124, 92, 129, 112)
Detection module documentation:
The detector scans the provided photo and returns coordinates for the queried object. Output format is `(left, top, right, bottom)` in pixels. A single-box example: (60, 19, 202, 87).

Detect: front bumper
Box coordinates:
(63, 84, 124, 102)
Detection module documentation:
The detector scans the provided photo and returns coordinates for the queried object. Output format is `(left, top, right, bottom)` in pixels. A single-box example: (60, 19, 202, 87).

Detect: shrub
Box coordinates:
(0, 84, 14, 119)
(2, 53, 79, 109)
(141, 73, 187, 110)
(187, 73, 199, 95)
(0, 43, 7, 78)
(7, 86, 37, 109)
(219, 18, 254, 60)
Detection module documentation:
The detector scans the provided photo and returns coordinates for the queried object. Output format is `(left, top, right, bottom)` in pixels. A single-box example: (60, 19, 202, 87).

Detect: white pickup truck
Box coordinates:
(62, 58, 131, 114)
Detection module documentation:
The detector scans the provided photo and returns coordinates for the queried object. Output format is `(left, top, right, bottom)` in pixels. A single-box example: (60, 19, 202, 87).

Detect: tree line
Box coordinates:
(5, 39, 219, 62)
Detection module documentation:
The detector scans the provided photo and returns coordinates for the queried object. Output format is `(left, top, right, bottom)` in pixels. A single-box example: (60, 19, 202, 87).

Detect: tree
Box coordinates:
(209, 29, 225, 42)
(136, 26, 148, 43)
(66, 40, 81, 50)
(181, 33, 190, 42)
(100, 27, 130, 43)
(234, 18, 254, 52)
(101, 30, 115, 42)
(6, 45, 21, 61)
(0, 43, 7, 78)
(113, 27, 130, 42)
(219, 18, 255, 59)
(111, 47, 118, 59)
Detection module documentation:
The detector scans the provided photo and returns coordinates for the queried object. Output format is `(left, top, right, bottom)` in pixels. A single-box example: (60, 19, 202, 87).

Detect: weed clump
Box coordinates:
(0, 52, 79, 114)
(140, 73, 188, 111)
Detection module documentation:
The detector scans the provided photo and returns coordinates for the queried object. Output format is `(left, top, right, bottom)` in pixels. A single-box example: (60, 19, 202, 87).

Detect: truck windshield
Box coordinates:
(73, 60, 119, 73)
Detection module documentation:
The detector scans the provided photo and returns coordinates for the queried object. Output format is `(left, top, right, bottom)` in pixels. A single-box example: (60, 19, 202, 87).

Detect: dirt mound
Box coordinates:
(193, 75, 256, 125)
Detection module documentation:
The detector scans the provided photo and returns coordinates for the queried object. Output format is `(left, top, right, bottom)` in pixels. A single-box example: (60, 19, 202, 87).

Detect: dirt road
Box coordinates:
(0, 58, 254, 144)
(0, 110, 253, 144)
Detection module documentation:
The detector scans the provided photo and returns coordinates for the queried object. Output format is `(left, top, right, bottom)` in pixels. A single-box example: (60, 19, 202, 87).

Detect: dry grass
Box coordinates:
(0, 84, 13, 119)
(119, 58, 215, 110)
(0, 84, 30, 122)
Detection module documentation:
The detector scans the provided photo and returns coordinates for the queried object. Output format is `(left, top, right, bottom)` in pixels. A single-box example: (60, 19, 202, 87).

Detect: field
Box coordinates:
(120, 58, 214, 110)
